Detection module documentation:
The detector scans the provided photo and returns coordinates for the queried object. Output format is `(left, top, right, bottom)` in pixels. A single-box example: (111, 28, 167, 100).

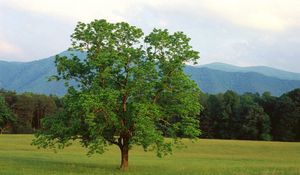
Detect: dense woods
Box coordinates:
(1, 88, 300, 141)
(199, 88, 300, 141)
(0, 89, 59, 134)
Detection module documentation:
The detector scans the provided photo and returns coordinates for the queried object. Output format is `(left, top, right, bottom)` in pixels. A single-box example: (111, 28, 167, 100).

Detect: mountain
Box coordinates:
(185, 66, 300, 95)
(0, 57, 66, 96)
(0, 52, 299, 96)
(198, 62, 300, 81)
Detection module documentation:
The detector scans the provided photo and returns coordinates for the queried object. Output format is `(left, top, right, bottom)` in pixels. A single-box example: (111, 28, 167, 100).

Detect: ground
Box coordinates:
(0, 135, 300, 175)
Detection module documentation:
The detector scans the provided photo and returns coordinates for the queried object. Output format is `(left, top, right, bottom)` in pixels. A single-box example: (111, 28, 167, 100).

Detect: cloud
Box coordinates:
(0, 3, 76, 61)
(4, 0, 299, 32)
(3, 0, 143, 23)
(0, 0, 299, 72)
(143, 0, 299, 32)
(0, 40, 21, 54)
(2, 0, 299, 35)
(195, 0, 295, 32)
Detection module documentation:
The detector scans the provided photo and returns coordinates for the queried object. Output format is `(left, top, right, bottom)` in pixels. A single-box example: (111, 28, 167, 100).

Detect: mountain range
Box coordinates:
(0, 51, 299, 96)
(197, 62, 300, 81)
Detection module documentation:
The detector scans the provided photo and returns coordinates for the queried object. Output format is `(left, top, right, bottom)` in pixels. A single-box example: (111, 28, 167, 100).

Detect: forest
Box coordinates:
(1, 88, 299, 142)
(199, 89, 300, 141)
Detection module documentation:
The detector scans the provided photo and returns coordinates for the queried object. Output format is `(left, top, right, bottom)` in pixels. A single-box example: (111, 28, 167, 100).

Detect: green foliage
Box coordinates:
(238, 93, 271, 140)
(199, 91, 272, 141)
(0, 96, 15, 134)
(0, 89, 58, 134)
(261, 89, 300, 141)
(32, 19, 201, 169)
(200, 89, 300, 141)
(9, 93, 57, 133)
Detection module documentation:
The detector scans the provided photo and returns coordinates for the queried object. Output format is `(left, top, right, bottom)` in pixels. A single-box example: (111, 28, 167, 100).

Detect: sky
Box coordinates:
(0, 0, 299, 72)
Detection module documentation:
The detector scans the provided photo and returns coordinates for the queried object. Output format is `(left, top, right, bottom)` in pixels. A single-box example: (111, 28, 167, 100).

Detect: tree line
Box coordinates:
(0, 89, 61, 134)
(1, 88, 300, 141)
(199, 88, 300, 141)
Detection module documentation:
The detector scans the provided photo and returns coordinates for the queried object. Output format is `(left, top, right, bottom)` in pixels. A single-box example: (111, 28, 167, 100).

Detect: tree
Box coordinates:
(32, 94, 57, 130)
(259, 90, 300, 141)
(0, 96, 15, 134)
(32, 19, 201, 170)
(0, 89, 17, 108)
(199, 92, 272, 141)
(12, 93, 35, 133)
(237, 94, 271, 140)
(286, 89, 300, 141)
(200, 94, 224, 138)
(220, 91, 240, 139)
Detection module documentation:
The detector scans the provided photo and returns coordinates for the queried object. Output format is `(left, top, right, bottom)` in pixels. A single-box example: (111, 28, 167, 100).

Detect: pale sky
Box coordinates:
(0, 0, 299, 72)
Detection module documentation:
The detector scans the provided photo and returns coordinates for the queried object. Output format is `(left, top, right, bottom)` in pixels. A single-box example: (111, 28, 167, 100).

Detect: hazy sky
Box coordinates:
(0, 0, 299, 72)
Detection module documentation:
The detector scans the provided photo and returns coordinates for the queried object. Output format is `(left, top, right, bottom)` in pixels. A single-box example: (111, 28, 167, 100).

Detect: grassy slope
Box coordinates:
(0, 135, 300, 175)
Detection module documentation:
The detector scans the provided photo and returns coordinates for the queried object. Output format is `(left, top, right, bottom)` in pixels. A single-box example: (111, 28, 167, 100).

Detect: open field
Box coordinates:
(0, 135, 300, 175)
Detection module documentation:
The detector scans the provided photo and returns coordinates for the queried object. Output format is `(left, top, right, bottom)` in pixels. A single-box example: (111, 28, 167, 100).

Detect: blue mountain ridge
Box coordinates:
(0, 51, 299, 96)
(197, 62, 300, 81)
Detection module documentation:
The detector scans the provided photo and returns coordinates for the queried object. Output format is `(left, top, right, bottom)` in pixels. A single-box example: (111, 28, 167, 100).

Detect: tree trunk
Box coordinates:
(120, 145, 129, 171)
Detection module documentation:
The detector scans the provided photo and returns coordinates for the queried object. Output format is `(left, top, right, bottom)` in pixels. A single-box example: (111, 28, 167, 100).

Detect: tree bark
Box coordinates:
(120, 145, 129, 171)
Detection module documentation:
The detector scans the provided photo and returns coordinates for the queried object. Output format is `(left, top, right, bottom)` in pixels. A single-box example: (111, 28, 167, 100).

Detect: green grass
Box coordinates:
(0, 135, 300, 175)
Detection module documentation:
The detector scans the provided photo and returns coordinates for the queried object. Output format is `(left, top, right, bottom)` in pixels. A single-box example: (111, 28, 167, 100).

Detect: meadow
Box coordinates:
(0, 135, 300, 175)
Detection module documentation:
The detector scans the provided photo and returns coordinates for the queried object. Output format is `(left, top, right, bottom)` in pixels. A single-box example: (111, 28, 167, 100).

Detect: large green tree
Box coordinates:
(33, 19, 201, 170)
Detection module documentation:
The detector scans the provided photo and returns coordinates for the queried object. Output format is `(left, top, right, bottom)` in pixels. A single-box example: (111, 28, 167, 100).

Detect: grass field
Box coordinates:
(0, 135, 300, 175)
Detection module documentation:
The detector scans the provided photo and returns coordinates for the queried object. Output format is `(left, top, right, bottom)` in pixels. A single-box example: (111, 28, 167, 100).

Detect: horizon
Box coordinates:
(0, 0, 299, 72)
(0, 50, 299, 74)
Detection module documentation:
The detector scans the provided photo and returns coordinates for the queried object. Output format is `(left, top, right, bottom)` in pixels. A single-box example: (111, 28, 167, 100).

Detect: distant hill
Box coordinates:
(0, 51, 300, 96)
(185, 66, 300, 95)
(198, 62, 300, 81)
(0, 57, 66, 96)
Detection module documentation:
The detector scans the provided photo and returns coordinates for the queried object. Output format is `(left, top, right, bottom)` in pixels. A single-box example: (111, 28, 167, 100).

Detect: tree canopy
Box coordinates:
(32, 19, 201, 170)
(0, 96, 15, 134)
